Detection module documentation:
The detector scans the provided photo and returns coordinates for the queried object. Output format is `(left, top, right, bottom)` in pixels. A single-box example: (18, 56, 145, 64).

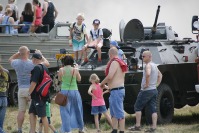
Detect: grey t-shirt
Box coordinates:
(11, 59, 34, 89)
(141, 62, 158, 90)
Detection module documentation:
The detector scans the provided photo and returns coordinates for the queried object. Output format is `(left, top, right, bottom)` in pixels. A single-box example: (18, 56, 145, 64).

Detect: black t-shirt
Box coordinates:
(30, 64, 49, 101)
(22, 11, 33, 22)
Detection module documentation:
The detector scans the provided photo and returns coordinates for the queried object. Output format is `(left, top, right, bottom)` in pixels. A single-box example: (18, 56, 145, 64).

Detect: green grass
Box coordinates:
(3, 104, 199, 133)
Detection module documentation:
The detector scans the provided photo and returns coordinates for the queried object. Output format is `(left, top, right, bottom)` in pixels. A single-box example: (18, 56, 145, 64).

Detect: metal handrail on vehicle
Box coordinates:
(0, 24, 49, 34)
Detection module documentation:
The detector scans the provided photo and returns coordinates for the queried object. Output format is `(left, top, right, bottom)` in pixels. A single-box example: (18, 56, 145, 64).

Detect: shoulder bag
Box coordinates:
(55, 68, 74, 106)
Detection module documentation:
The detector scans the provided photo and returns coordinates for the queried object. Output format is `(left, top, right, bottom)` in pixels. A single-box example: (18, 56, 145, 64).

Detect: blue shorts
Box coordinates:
(134, 89, 158, 113)
(91, 105, 107, 115)
(72, 39, 85, 51)
(109, 87, 125, 119)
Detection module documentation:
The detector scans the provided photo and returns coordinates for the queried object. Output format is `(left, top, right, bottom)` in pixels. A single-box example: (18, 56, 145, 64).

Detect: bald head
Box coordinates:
(143, 51, 152, 57)
(142, 50, 152, 63)
(109, 47, 118, 56)
(19, 46, 29, 56)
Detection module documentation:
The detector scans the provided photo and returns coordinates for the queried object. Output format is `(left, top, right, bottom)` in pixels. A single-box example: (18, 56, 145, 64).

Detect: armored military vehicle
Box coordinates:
(76, 5, 199, 124)
(1, 5, 199, 124)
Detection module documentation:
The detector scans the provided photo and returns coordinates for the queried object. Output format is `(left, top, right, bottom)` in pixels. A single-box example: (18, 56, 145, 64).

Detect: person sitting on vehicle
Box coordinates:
(1, 8, 17, 34)
(42, 0, 58, 33)
(0, 4, 4, 33)
(0, 4, 3, 17)
(110, 41, 126, 60)
(83, 19, 103, 63)
(7, 0, 19, 21)
(20, 3, 34, 33)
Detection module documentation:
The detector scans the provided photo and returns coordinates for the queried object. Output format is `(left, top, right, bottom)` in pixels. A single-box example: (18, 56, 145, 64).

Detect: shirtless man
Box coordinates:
(100, 47, 127, 133)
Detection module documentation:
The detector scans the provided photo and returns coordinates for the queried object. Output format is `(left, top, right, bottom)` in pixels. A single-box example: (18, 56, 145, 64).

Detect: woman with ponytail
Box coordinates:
(30, 0, 42, 33)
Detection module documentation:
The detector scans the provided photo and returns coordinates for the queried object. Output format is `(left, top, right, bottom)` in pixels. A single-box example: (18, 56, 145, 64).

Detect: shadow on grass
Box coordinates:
(172, 113, 199, 124)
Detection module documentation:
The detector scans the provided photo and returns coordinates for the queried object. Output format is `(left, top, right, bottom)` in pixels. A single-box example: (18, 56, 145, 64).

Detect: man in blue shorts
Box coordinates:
(101, 47, 128, 133)
(128, 51, 162, 132)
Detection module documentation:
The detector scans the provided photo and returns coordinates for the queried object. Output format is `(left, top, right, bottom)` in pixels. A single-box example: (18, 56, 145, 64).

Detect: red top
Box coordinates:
(91, 83, 105, 106)
(34, 5, 42, 26)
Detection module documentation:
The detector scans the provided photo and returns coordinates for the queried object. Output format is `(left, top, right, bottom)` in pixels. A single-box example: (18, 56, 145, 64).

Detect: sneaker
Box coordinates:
(18, 130, 22, 133)
(79, 128, 87, 133)
(128, 126, 141, 131)
(145, 128, 156, 132)
(96, 129, 101, 133)
(77, 59, 82, 65)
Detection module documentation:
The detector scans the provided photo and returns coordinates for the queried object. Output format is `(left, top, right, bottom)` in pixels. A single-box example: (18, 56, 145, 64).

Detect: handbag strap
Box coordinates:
(69, 68, 74, 90)
(66, 68, 74, 96)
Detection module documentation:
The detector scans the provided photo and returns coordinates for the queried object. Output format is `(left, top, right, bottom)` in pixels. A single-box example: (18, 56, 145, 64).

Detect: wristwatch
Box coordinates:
(28, 93, 31, 96)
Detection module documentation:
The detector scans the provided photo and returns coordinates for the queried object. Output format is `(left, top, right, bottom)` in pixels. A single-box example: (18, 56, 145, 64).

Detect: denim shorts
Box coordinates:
(134, 89, 158, 113)
(91, 105, 107, 115)
(72, 39, 85, 51)
(109, 87, 125, 119)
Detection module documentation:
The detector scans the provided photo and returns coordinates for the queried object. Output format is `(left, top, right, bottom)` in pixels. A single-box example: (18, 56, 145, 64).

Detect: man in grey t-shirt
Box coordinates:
(9, 46, 49, 133)
(128, 51, 162, 132)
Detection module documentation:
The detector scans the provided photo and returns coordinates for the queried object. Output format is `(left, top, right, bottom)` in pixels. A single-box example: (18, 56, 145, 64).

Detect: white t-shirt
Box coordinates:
(90, 28, 103, 40)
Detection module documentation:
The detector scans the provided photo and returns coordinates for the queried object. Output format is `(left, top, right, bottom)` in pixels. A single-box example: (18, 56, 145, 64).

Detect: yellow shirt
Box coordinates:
(0, 70, 8, 92)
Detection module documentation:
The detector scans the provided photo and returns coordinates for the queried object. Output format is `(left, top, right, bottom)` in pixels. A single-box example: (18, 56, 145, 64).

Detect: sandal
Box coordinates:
(145, 128, 156, 132)
(128, 126, 141, 131)
(96, 129, 101, 133)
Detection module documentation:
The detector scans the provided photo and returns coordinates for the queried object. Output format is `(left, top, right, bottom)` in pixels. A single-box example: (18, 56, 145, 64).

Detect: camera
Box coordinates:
(30, 49, 36, 53)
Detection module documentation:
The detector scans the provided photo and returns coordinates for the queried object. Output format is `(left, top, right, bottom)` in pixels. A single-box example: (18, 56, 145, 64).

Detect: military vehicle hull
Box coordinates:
(0, 23, 72, 105)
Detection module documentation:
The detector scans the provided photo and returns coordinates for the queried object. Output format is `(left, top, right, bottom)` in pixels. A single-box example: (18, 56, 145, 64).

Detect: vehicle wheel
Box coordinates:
(157, 83, 174, 124)
(144, 83, 174, 124)
(9, 83, 18, 106)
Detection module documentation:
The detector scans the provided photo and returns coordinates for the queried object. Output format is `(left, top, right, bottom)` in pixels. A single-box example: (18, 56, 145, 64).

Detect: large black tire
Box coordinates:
(144, 83, 174, 125)
(157, 83, 174, 124)
(9, 83, 18, 106)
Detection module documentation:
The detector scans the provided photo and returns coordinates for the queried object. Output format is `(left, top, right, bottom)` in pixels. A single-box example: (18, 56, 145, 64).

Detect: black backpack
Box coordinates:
(72, 22, 86, 33)
(90, 28, 112, 39)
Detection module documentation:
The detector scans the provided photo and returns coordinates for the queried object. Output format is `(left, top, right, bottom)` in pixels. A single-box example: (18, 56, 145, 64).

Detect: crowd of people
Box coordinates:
(0, 0, 58, 34)
(0, 1, 163, 133)
(0, 46, 162, 133)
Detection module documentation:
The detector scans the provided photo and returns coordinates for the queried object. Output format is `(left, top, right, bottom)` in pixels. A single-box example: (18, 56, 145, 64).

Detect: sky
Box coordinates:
(1, 0, 199, 40)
